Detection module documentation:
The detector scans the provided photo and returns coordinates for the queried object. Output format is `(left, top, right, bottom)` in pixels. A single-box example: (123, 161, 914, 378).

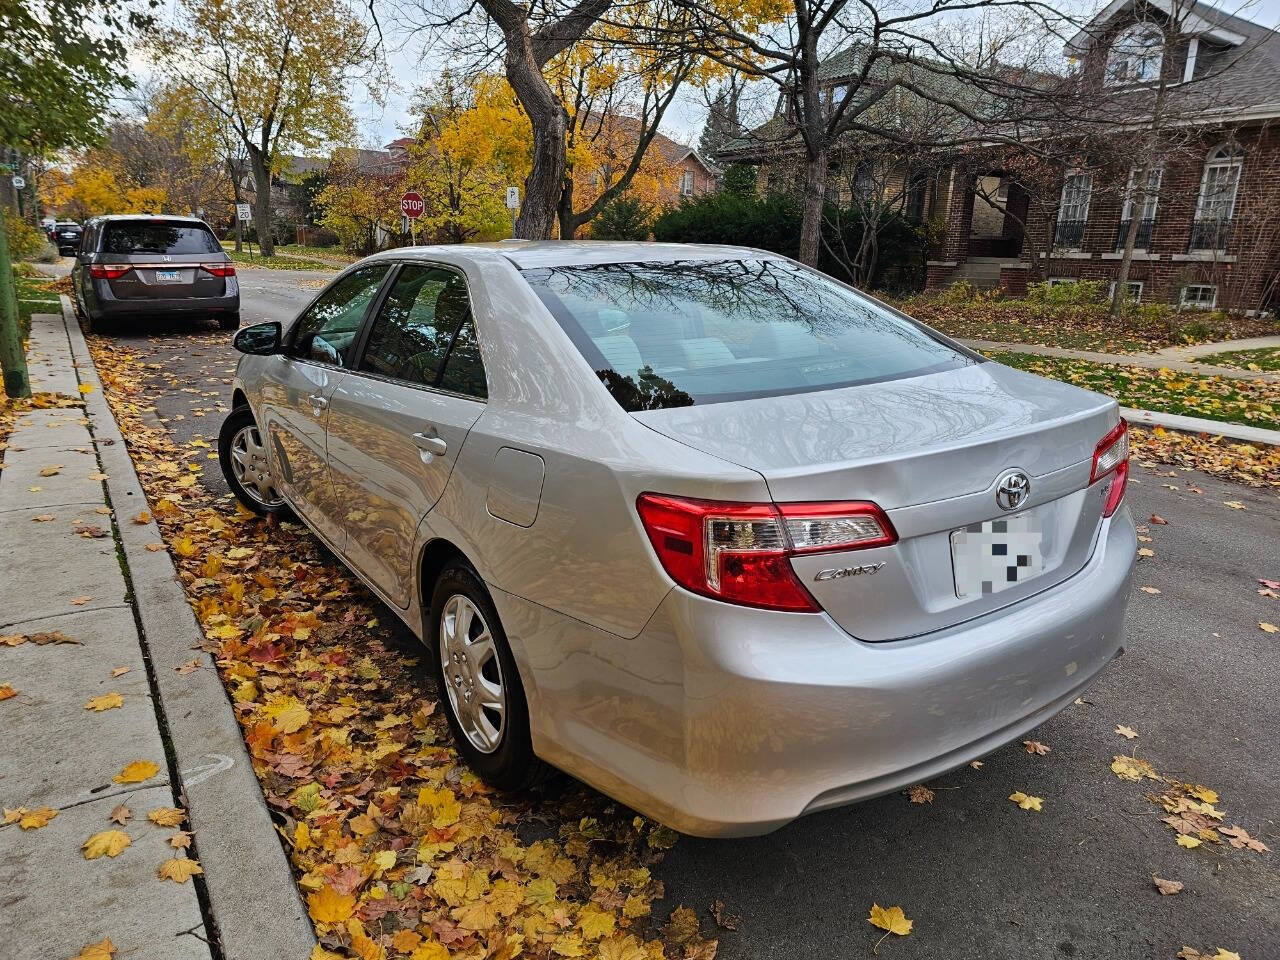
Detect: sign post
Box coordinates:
(401, 191, 423, 246)
(236, 203, 254, 257)
(505, 186, 520, 237)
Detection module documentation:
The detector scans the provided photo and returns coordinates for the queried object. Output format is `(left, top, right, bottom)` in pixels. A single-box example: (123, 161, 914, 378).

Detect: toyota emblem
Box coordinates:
(995, 470, 1031, 511)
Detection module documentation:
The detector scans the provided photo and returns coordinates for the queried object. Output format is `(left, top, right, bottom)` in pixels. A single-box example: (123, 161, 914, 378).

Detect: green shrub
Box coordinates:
(1025, 279, 1107, 305)
(722, 163, 757, 196)
(4, 210, 49, 261)
(590, 195, 653, 240)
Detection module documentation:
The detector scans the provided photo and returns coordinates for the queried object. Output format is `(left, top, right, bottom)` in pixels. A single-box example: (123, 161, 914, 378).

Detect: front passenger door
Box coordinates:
(259, 264, 390, 544)
(327, 264, 488, 607)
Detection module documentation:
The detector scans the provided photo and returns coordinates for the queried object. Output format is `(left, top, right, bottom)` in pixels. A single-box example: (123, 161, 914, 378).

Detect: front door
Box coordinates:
(259, 264, 391, 544)
(326, 263, 489, 607)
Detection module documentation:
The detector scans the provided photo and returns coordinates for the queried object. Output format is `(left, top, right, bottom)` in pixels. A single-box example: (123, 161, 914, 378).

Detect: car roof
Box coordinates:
(92, 215, 210, 224)
(371, 241, 783, 270)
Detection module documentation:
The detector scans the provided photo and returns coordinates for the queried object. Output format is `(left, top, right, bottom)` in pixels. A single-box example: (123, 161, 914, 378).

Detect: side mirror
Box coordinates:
(232, 321, 281, 355)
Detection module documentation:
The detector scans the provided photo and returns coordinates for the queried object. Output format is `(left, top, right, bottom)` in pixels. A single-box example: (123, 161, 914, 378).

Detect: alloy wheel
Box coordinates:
(229, 424, 283, 508)
(439, 594, 507, 754)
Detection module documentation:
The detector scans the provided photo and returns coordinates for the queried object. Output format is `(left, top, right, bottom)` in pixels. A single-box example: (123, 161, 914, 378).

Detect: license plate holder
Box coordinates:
(950, 513, 1045, 599)
(155, 269, 181, 283)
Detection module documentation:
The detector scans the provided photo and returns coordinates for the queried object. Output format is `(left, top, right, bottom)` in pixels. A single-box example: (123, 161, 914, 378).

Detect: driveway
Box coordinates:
(74, 262, 1280, 959)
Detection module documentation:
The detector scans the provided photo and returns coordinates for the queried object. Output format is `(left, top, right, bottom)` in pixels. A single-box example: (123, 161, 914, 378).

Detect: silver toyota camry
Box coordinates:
(219, 242, 1135, 836)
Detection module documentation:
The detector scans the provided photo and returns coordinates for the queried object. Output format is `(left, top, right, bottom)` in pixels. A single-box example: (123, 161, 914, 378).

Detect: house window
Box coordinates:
(1054, 171, 1092, 249)
(679, 170, 695, 196)
(1181, 284, 1217, 308)
(1119, 166, 1161, 250)
(1191, 144, 1242, 250)
(1106, 22, 1164, 85)
(1108, 280, 1143, 302)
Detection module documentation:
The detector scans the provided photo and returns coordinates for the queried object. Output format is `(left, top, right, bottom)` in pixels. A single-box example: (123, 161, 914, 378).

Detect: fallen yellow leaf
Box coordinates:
(0, 683, 15, 701)
(1115, 724, 1138, 739)
(1111, 755, 1159, 781)
(158, 856, 204, 883)
(263, 696, 310, 734)
(79, 384, 94, 395)
(3, 806, 58, 829)
(113, 760, 159, 784)
(85, 692, 124, 711)
(308, 884, 356, 925)
(72, 938, 116, 960)
(868, 903, 913, 945)
(83, 829, 132, 859)
(148, 807, 186, 827)
(1260, 622, 1278, 634)
(40, 465, 62, 476)
(1009, 791, 1043, 811)
(1176, 834, 1203, 849)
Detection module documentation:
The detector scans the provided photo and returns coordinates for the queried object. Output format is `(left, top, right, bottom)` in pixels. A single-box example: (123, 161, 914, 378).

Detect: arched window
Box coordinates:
(1106, 22, 1164, 85)
(1191, 144, 1242, 250)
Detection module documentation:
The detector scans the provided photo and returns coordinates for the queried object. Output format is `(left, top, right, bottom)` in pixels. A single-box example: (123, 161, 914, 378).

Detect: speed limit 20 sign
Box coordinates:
(401, 192, 424, 219)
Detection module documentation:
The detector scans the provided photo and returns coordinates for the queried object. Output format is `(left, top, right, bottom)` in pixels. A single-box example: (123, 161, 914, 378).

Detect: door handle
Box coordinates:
(411, 432, 448, 456)
(307, 392, 329, 412)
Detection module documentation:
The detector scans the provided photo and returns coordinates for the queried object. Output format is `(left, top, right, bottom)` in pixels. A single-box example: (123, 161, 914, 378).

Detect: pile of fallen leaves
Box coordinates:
(88, 341, 719, 960)
(1130, 426, 1280, 488)
(892, 293, 1278, 353)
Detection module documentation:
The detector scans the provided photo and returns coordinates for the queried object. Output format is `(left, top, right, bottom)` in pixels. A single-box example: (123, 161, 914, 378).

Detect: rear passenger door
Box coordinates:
(326, 263, 488, 608)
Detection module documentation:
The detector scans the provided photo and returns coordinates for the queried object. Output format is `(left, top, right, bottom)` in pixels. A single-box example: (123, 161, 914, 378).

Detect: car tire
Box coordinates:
(428, 561, 550, 792)
(218, 406, 289, 516)
(219, 312, 241, 331)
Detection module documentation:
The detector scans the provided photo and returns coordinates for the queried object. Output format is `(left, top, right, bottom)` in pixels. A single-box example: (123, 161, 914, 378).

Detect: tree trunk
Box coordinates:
(557, 174, 575, 239)
(505, 42, 567, 239)
(1111, 194, 1144, 317)
(248, 147, 274, 257)
(798, 146, 828, 266)
(0, 213, 31, 399)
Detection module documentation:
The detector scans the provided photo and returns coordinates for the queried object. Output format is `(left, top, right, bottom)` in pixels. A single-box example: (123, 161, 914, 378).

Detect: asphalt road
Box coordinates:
(66, 261, 1280, 959)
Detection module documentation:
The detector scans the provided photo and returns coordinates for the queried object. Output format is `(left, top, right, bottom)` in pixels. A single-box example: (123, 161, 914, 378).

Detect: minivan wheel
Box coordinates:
(428, 561, 548, 791)
(218, 312, 241, 331)
(218, 406, 288, 515)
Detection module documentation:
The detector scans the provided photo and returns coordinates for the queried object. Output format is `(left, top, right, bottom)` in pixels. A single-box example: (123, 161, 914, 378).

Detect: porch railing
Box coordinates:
(1115, 218, 1155, 251)
(1188, 218, 1233, 252)
(1053, 219, 1087, 250)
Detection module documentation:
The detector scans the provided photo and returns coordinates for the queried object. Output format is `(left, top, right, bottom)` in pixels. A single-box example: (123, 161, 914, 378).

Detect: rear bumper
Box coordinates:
(91, 290, 239, 318)
(496, 506, 1136, 837)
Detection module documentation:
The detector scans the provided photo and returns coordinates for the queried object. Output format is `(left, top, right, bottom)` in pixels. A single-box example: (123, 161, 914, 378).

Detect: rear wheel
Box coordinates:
(218, 406, 287, 515)
(428, 561, 548, 791)
(218, 312, 241, 331)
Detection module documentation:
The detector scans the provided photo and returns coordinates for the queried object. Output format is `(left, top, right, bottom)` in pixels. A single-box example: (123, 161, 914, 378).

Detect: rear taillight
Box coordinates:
(202, 263, 236, 277)
(636, 493, 896, 612)
(89, 264, 132, 280)
(1090, 419, 1130, 518)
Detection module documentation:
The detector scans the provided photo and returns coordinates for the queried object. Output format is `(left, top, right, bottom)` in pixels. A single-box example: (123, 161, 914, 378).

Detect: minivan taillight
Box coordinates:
(202, 262, 236, 277)
(89, 264, 132, 280)
(636, 493, 897, 612)
(1090, 419, 1130, 518)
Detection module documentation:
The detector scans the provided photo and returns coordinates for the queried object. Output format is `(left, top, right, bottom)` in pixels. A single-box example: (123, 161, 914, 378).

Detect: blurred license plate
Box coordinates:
(950, 514, 1045, 598)
(156, 269, 181, 282)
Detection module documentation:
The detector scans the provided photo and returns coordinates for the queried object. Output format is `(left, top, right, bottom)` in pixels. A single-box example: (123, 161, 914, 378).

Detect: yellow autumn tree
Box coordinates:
(403, 73, 528, 244)
(40, 157, 167, 220)
(316, 151, 405, 254)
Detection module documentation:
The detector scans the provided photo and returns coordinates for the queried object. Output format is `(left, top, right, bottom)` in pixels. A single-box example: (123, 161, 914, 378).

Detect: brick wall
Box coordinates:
(1025, 123, 1280, 310)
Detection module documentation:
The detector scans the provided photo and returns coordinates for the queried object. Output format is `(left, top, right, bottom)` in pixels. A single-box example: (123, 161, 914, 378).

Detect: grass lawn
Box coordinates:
(14, 273, 62, 341)
(894, 295, 1279, 354)
(988, 351, 1280, 431)
(275, 243, 361, 264)
(223, 248, 333, 271)
(1196, 347, 1280, 372)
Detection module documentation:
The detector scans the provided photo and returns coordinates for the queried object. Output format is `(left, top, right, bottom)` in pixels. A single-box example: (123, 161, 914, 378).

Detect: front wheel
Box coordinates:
(218, 406, 288, 515)
(428, 561, 549, 791)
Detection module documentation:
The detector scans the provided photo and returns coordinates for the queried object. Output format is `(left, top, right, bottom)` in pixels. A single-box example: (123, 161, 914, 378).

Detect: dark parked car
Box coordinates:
(71, 215, 240, 332)
(52, 221, 83, 256)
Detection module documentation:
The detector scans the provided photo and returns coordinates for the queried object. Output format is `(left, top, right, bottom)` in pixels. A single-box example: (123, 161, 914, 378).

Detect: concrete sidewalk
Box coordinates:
(963, 338, 1280, 383)
(2, 309, 314, 960)
(0, 315, 212, 959)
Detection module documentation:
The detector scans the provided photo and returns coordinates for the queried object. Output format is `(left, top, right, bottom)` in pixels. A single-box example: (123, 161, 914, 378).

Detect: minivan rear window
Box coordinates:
(102, 221, 221, 255)
(524, 258, 976, 410)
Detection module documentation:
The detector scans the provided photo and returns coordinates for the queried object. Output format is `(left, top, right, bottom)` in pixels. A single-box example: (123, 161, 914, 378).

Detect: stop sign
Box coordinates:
(401, 192, 424, 219)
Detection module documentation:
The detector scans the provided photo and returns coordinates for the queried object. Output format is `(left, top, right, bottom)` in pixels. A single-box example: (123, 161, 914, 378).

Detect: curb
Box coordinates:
(60, 297, 316, 960)
(1120, 406, 1280, 446)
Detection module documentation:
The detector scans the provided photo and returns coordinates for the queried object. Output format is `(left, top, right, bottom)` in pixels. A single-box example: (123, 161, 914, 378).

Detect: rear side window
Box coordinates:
(523, 258, 974, 410)
(102, 221, 220, 255)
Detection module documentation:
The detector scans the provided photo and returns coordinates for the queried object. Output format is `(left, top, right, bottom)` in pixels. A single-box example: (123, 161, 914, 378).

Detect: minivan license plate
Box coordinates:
(950, 514, 1045, 598)
(156, 269, 181, 282)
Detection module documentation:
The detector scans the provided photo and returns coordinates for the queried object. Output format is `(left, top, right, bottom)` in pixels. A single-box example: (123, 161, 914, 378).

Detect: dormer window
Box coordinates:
(1106, 22, 1164, 85)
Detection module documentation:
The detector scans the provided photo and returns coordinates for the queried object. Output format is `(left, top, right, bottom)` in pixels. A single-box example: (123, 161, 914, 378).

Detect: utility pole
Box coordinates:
(0, 209, 32, 398)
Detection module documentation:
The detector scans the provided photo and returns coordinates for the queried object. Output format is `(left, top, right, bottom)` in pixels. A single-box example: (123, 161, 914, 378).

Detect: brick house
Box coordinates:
(926, 0, 1280, 311)
(652, 137, 720, 204)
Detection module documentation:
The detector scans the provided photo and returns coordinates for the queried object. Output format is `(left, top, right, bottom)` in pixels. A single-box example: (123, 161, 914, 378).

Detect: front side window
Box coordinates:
(524, 258, 973, 410)
(102, 221, 221, 255)
(359, 264, 485, 397)
(1106, 22, 1164, 85)
(289, 265, 390, 367)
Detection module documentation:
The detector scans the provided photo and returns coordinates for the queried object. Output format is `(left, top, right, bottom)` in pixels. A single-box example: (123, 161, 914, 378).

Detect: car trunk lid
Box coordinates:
(103, 254, 227, 300)
(633, 362, 1119, 641)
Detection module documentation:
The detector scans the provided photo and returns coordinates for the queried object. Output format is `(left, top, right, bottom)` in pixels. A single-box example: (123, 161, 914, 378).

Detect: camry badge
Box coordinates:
(995, 470, 1031, 512)
(814, 562, 885, 582)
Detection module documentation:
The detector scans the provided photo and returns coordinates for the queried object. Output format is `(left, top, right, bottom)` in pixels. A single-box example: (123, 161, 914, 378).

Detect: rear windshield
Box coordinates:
(524, 258, 975, 410)
(102, 221, 220, 255)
